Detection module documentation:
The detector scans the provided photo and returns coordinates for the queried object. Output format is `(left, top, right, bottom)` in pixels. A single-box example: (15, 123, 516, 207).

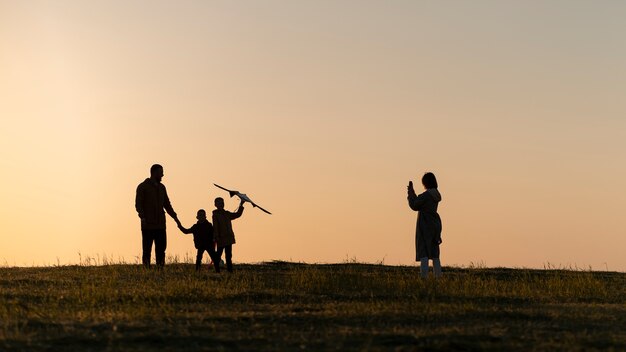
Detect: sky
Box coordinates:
(1, 1, 625, 271)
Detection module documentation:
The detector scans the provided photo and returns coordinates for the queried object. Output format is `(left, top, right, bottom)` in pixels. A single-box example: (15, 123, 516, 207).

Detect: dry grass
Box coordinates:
(1, 261, 625, 351)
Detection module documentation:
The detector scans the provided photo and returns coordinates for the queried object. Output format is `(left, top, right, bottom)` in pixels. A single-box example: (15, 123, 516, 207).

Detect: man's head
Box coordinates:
(214, 197, 225, 210)
(150, 164, 164, 183)
(196, 209, 207, 221)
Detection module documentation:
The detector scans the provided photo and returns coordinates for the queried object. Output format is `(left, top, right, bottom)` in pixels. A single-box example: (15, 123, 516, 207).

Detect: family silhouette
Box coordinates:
(135, 164, 443, 277)
(135, 164, 247, 272)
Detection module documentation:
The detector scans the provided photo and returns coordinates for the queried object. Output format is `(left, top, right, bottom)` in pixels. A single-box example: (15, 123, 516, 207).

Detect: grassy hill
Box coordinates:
(1, 262, 625, 351)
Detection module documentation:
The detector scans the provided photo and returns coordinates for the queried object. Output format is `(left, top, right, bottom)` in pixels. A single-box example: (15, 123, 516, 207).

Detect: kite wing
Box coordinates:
(238, 193, 272, 214)
(250, 202, 272, 215)
(214, 183, 238, 198)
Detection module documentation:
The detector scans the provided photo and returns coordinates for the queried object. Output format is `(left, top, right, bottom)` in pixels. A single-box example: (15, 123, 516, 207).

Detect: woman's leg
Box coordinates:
(420, 257, 429, 278)
(433, 258, 442, 278)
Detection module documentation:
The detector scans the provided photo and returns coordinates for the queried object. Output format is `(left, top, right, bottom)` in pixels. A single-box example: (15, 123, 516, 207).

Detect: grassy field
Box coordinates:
(0, 261, 625, 351)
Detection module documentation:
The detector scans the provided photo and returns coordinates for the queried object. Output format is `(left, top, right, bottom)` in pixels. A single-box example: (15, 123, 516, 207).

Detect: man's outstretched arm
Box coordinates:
(177, 222, 193, 234)
(163, 186, 178, 221)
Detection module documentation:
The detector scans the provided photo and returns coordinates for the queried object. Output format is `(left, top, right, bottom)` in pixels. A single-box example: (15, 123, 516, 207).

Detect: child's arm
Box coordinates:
(229, 201, 245, 220)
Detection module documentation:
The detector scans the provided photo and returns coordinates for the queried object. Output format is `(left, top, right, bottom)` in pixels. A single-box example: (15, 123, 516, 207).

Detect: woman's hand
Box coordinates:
(407, 181, 415, 195)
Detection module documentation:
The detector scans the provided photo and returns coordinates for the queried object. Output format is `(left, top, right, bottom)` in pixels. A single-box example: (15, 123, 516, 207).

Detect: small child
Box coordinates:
(176, 209, 218, 272)
(212, 197, 244, 273)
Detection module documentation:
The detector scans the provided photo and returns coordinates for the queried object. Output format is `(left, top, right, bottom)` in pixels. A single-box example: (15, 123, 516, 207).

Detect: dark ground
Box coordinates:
(1, 262, 625, 351)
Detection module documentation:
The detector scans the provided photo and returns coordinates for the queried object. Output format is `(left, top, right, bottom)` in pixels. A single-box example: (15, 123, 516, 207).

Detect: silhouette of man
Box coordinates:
(135, 164, 179, 268)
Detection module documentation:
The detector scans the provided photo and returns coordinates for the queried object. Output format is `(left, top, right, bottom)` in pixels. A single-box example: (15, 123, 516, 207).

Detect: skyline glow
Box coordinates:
(1, 1, 625, 270)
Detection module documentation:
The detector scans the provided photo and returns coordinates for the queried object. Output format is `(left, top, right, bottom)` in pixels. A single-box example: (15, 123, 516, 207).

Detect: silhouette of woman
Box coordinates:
(407, 172, 443, 278)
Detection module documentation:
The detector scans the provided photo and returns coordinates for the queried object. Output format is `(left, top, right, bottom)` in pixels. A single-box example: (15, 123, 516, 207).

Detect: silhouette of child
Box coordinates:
(212, 197, 244, 273)
(176, 209, 218, 272)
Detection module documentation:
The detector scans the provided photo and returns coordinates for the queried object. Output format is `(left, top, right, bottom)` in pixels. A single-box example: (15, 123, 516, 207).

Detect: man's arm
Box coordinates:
(135, 184, 145, 220)
(177, 223, 193, 234)
(162, 186, 178, 221)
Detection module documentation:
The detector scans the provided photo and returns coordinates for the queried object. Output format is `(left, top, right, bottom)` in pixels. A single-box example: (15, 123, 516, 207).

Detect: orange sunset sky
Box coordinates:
(1, 1, 625, 271)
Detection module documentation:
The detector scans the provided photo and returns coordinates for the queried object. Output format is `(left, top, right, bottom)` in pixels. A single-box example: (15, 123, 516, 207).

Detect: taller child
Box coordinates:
(212, 197, 245, 273)
(135, 164, 179, 268)
(407, 172, 443, 278)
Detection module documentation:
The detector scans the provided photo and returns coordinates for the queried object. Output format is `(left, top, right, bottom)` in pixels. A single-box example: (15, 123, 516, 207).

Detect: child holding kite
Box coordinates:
(212, 197, 245, 273)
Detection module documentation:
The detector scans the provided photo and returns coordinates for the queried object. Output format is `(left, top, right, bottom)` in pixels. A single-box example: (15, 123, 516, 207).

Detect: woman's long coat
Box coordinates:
(408, 188, 442, 260)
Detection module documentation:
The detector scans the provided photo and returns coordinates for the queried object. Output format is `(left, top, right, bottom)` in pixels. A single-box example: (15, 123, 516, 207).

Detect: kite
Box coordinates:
(213, 183, 272, 215)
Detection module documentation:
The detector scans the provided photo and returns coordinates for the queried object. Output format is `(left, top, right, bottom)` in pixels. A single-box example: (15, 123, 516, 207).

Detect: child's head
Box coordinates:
(196, 209, 207, 221)
(214, 197, 225, 209)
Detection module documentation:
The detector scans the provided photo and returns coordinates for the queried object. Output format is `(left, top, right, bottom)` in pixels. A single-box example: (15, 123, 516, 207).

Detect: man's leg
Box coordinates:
(154, 229, 167, 268)
(225, 245, 233, 272)
(142, 230, 155, 268)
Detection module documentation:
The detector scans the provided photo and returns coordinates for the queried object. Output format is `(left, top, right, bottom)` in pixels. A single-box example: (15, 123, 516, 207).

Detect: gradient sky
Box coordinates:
(1, 1, 625, 270)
